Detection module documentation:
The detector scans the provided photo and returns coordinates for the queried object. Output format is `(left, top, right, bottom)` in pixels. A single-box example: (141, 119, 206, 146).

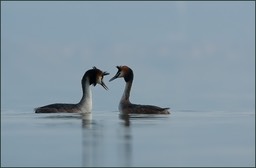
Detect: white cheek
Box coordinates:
(119, 71, 125, 78)
(97, 77, 102, 84)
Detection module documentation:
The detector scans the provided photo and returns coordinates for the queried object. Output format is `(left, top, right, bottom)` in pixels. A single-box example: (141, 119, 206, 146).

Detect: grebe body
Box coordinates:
(35, 67, 109, 113)
(109, 66, 170, 114)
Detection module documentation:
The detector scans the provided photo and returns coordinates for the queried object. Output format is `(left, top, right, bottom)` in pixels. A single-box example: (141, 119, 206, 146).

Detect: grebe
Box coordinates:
(109, 66, 170, 114)
(35, 67, 109, 113)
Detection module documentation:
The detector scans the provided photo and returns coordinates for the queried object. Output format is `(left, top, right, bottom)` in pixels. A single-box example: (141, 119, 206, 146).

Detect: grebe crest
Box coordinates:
(109, 65, 170, 114)
(83, 66, 109, 90)
(35, 66, 109, 113)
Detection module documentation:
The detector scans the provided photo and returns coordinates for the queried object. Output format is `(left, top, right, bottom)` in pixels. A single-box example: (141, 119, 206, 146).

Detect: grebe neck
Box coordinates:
(78, 77, 92, 113)
(121, 69, 134, 103)
(121, 79, 133, 103)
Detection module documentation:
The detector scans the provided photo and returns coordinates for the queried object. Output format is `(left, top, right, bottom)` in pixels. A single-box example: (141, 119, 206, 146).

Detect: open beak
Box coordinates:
(101, 81, 108, 90)
(101, 71, 109, 90)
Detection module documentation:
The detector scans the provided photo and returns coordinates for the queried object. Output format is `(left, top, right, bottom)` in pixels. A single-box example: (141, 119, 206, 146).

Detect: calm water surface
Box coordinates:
(1, 110, 255, 167)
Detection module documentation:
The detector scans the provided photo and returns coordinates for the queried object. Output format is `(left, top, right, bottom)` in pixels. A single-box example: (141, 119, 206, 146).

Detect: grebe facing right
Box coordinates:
(109, 66, 170, 114)
(35, 66, 109, 113)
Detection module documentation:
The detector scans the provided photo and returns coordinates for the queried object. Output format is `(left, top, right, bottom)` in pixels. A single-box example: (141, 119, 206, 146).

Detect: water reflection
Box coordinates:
(38, 112, 168, 166)
(81, 113, 93, 128)
(118, 114, 132, 166)
(81, 113, 103, 167)
(119, 113, 131, 127)
(81, 113, 132, 166)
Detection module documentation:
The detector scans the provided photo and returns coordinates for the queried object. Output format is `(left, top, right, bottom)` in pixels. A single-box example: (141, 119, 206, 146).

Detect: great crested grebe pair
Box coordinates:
(35, 66, 170, 114)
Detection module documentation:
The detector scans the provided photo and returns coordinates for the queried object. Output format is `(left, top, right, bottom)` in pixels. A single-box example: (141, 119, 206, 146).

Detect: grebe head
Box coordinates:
(83, 66, 109, 90)
(109, 65, 133, 82)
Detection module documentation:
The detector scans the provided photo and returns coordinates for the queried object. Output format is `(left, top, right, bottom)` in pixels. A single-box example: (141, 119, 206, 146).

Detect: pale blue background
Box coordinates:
(1, 2, 255, 167)
(1, 1, 255, 112)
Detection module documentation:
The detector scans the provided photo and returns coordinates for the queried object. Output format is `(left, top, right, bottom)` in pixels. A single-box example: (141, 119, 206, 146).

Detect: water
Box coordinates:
(1, 110, 255, 167)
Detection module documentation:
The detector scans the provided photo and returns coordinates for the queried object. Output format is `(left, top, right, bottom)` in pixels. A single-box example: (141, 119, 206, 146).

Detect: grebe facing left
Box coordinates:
(35, 67, 109, 113)
(109, 66, 170, 114)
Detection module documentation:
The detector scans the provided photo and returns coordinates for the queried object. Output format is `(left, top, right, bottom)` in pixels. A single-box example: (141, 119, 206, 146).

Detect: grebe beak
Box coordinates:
(101, 71, 109, 90)
(109, 66, 122, 82)
(101, 81, 108, 90)
(109, 73, 119, 82)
